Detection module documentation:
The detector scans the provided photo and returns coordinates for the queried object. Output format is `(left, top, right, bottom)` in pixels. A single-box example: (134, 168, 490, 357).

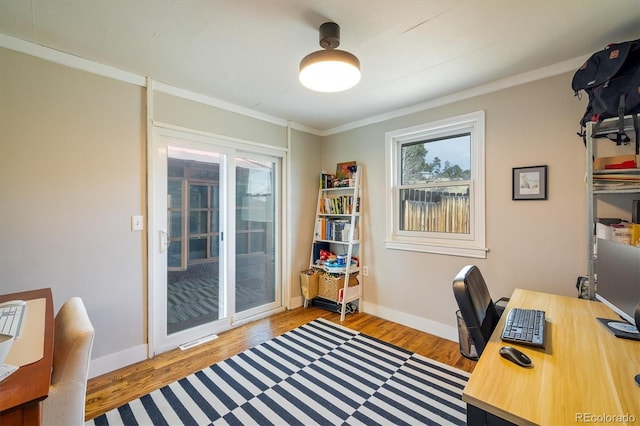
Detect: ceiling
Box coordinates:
(1, 0, 639, 133)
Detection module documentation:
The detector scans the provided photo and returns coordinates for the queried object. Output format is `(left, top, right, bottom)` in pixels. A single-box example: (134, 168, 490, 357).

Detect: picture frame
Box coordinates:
(512, 165, 548, 200)
(335, 161, 357, 180)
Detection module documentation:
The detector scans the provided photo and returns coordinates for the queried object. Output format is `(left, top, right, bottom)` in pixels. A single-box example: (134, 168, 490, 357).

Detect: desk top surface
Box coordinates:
(463, 289, 640, 426)
(0, 288, 53, 413)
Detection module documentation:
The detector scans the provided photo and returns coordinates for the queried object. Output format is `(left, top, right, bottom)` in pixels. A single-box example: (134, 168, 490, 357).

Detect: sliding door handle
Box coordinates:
(160, 229, 170, 253)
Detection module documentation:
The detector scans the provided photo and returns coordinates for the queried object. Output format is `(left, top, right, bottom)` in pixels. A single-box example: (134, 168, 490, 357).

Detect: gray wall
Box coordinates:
(288, 129, 323, 301)
(0, 47, 300, 374)
(1, 42, 591, 373)
(0, 47, 147, 360)
(153, 91, 287, 148)
(321, 73, 589, 336)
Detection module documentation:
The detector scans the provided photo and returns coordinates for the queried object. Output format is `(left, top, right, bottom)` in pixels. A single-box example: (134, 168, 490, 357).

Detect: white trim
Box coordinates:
(231, 306, 286, 328)
(152, 81, 289, 128)
(289, 295, 305, 309)
(88, 344, 148, 379)
(383, 240, 488, 258)
(287, 121, 325, 136)
(321, 56, 586, 136)
(0, 34, 310, 133)
(1, 33, 586, 137)
(0, 33, 145, 87)
(385, 111, 487, 258)
(86, 300, 458, 377)
(284, 123, 292, 311)
(146, 77, 155, 360)
(363, 302, 458, 342)
(152, 121, 288, 155)
(149, 125, 288, 355)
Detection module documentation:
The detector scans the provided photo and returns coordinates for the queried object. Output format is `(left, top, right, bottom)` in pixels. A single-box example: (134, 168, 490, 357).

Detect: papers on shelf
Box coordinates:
(592, 168, 640, 189)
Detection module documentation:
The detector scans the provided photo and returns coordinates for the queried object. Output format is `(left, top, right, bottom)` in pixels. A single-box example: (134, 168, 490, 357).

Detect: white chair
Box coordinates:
(42, 297, 95, 426)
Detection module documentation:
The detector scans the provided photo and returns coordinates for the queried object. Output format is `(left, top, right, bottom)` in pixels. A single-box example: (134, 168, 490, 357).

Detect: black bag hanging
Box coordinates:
(573, 38, 640, 150)
(572, 39, 639, 94)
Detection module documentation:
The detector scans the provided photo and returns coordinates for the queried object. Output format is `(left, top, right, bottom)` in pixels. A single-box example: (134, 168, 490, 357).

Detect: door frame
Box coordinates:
(148, 124, 288, 356)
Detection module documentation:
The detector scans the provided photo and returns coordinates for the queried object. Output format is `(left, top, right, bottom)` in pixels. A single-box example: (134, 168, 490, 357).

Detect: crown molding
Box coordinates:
(151, 80, 289, 128)
(0, 33, 145, 86)
(320, 55, 587, 136)
(1, 33, 586, 138)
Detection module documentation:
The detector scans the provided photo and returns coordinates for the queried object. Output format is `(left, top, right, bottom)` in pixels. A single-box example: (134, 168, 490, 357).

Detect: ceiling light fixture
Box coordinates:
(299, 22, 361, 93)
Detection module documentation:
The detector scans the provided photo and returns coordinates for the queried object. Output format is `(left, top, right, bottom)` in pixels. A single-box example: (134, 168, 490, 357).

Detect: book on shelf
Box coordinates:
(314, 218, 359, 241)
(320, 173, 334, 189)
(319, 195, 359, 215)
(312, 241, 330, 265)
(330, 219, 350, 242)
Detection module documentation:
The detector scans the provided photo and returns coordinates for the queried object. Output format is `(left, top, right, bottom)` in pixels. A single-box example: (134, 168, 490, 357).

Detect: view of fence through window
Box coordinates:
(400, 134, 471, 234)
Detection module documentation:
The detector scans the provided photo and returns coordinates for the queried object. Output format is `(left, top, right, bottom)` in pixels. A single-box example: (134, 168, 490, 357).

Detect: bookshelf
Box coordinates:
(308, 165, 362, 321)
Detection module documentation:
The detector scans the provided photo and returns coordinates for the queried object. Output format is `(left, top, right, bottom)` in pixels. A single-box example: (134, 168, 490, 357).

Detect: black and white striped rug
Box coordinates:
(87, 318, 469, 426)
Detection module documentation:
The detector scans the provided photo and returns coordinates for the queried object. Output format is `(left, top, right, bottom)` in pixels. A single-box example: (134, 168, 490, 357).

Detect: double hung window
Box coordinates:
(385, 111, 487, 258)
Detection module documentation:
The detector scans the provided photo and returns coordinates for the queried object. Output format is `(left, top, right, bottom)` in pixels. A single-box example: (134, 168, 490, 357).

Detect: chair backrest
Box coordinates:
(43, 297, 95, 426)
(452, 265, 500, 357)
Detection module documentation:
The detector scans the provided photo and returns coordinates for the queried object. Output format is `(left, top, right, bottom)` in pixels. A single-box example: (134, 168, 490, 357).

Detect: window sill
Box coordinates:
(384, 240, 488, 259)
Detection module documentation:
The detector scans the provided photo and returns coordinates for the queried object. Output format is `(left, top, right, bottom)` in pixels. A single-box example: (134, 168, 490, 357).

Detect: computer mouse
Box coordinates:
(499, 346, 532, 368)
(635, 374, 640, 387)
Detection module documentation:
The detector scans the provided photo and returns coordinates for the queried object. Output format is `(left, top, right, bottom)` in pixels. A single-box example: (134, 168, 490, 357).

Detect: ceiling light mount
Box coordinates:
(319, 22, 340, 50)
(299, 22, 361, 93)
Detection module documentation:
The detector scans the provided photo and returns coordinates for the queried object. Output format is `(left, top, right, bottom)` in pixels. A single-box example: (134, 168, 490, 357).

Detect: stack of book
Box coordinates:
(314, 218, 358, 241)
(320, 173, 334, 189)
(319, 195, 358, 214)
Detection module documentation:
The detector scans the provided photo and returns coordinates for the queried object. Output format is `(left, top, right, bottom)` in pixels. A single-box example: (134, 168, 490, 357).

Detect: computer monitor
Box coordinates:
(595, 238, 640, 326)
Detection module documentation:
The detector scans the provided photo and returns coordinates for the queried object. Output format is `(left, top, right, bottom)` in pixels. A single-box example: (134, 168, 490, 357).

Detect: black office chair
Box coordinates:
(453, 265, 508, 359)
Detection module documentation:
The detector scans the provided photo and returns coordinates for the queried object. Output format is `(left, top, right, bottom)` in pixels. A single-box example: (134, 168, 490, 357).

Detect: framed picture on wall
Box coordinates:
(512, 165, 548, 200)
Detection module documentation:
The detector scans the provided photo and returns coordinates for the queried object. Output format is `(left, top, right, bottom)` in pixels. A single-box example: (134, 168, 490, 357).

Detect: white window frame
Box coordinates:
(384, 111, 487, 258)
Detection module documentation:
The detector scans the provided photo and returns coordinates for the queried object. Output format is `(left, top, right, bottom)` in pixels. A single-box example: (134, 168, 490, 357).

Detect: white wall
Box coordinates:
(321, 73, 589, 339)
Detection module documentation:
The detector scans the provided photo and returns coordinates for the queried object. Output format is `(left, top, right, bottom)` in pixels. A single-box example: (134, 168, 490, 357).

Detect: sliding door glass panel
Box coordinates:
(235, 157, 277, 313)
(167, 148, 222, 335)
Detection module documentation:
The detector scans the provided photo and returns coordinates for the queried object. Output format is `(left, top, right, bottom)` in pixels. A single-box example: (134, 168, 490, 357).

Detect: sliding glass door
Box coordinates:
(150, 127, 282, 355)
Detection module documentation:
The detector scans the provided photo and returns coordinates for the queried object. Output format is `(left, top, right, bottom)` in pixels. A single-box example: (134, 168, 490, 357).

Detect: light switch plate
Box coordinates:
(131, 215, 144, 231)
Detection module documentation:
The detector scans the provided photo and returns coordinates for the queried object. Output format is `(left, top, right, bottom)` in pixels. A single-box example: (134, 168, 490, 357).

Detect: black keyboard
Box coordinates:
(500, 308, 546, 348)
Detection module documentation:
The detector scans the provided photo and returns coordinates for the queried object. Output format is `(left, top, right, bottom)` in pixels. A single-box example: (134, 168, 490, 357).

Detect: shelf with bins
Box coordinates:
(308, 165, 363, 321)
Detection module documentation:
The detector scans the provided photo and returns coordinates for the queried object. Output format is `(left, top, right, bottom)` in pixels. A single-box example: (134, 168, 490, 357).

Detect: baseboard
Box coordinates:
(362, 302, 458, 342)
(89, 301, 456, 378)
(88, 344, 148, 379)
(289, 295, 304, 309)
(290, 296, 457, 342)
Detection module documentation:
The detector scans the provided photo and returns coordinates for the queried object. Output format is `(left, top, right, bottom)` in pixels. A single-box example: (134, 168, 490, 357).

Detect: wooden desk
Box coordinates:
(0, 288, 53, 426)
(463, 289, 640, 425)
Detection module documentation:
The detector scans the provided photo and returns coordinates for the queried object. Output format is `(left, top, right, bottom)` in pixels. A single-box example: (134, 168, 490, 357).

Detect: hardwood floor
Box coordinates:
(85, 307, 476, 421)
